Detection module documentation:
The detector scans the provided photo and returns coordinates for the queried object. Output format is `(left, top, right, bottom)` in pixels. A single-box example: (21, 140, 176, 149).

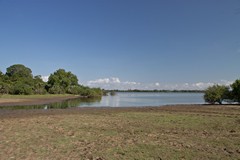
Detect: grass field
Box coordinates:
(0, 105, 239, 159)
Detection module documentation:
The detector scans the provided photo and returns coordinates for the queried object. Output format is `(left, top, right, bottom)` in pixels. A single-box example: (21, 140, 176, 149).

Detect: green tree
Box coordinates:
(0, 82, 10, 94)
(91, 88, 103, 97)
(0, 70, 4, 83)
(47, 69, 79, 94)
(12, 82, 33, 95)
(66, 85, 82, 94)
(231, 79, 240, 103)
(48, 85, 64, 94)
(0, 70, 8, 83)
(1, 64, 103, 97)
(77, 86, 102, 98)
(33, 76, 47, 94)
(0, 70, 3, 79)
(4, 64, 34, 95)
(6, 64, 33, 80)
(83, 88, 100, 98)
(204, 85, 229, 104)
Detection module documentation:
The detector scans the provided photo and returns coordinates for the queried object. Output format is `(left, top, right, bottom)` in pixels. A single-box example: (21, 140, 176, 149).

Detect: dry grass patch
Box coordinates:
(0, 105, 240, 159)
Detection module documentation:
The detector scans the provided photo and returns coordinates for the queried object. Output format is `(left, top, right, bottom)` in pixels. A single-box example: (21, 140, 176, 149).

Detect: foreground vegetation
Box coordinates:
(0, 64, 102, 97)
(0, 105, 239, 159)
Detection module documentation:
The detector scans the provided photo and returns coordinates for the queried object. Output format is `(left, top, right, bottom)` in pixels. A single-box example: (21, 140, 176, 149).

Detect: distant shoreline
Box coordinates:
(110, 90, 204, 93)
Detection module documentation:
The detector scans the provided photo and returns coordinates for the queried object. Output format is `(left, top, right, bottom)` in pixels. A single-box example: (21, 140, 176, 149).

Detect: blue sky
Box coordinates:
(0, 0, 239, 90)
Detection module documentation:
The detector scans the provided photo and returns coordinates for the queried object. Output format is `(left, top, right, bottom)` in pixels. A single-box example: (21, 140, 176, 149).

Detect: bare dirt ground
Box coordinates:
(0, 105, 240, 159)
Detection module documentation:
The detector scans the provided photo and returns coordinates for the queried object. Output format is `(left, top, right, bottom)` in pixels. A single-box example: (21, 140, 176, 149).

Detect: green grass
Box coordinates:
(0, 106, 240, 159)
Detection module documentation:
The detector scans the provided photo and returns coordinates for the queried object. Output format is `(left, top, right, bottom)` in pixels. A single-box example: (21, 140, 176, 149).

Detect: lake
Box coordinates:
(0, 92, 205, 109)
(81, 92, 204, 107)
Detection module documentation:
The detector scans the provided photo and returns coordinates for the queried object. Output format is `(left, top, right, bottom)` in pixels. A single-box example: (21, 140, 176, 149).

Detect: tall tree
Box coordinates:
(33, 75, 47, 94)
(231, 79, 240, 103)
(0, 70, 3, 82)
(5, 64, 34, 95)
(6, 64, 33, 79)
(204, 85, 229, 104)
(47, 69, 79, 93)
(0, 82, 10, 94)
(12, 82, 33, 95)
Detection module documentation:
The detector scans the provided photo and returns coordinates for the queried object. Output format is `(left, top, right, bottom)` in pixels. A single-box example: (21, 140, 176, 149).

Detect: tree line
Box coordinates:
(204, 79, 240, 104)
(0, 64, 102, 97)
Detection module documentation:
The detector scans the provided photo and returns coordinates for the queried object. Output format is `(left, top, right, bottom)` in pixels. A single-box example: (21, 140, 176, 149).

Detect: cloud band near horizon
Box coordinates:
(85, 77, 233, 90)
(41, 76, 233, 90)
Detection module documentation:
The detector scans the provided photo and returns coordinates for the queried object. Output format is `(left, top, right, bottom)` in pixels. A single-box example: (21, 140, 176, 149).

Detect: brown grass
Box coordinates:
(0, 105, 240, 159)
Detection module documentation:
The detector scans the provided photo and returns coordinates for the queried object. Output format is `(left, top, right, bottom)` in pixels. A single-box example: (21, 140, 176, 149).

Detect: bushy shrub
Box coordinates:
(12, 82, 33, 95)
(66, 85, 82, 95)
(204, 85, 229, 104)
(0, 82, 10, 94)
(78, 87, 102, 98)
(48, 85, 64, 94)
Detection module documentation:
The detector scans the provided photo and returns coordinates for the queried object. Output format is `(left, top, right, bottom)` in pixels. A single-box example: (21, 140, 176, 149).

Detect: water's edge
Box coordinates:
(0, 92, 204, 110)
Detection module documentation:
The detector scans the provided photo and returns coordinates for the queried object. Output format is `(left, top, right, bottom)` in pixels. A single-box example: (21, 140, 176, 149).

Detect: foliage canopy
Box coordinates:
(204, 85, 229, 104)
(6, 64, 33, 79)
(231, 79, 240, 103)
(204, 79, 240, 104)
(0, 64, 102, 97)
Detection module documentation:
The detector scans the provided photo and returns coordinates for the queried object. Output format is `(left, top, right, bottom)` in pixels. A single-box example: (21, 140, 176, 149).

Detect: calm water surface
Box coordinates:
(81, 92, 204, 107)
(0, 92, 204, 109)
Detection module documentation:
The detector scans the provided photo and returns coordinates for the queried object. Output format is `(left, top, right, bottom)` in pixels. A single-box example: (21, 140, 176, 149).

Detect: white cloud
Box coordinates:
(88, 77, 120, 85)
(192, 82, 214, 89)
(112, 77, 121, 83)
(41, 76, 49, 82)
(87, 77, 140, 90)
(123, 81, 140, 85)
(88, 78, 110, 84)
(219, 80, 233, 86)
(86, 77, 233, 90)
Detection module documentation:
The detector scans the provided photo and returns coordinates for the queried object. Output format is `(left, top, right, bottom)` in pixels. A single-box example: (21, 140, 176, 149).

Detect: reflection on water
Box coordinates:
(0, 97, 102, 110)
(82, 92, 205, 107)
(0, 92, 204, 109)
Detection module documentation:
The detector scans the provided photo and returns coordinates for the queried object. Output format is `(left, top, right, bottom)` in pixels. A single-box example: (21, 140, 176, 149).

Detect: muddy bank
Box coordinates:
(0, 104, 239, 119)
(0, 95, 81, 107)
